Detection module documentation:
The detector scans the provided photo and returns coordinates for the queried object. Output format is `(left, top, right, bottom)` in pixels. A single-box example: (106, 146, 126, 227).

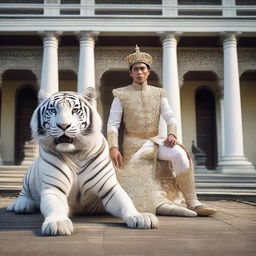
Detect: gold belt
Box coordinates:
(126, 130, 158, 139)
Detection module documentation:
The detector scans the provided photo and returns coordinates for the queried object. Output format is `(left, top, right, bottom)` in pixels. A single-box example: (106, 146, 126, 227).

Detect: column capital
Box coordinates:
(75, 31, 99, 41)
(158, 31, 183, 42)
(38, 31, 63, 41)
(219, 32, 241, 46)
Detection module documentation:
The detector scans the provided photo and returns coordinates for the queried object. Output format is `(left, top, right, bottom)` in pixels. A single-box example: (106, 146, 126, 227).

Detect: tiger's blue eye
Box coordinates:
(50, 109, 56, 114)
(72, 108, 79, 114)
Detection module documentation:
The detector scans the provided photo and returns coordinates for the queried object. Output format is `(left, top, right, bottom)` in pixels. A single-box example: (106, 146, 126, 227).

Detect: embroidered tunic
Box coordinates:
(107, 81, 183, 213)
(107, 81, 177, 153)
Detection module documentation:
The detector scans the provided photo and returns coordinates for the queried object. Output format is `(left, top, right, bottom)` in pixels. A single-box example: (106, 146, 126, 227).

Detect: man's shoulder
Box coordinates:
(112, 85, 130, 97)
(148, 86, 167, 97)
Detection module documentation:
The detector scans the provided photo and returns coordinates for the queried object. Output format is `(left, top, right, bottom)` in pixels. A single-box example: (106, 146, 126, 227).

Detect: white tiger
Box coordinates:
(7, 88, 159, 236)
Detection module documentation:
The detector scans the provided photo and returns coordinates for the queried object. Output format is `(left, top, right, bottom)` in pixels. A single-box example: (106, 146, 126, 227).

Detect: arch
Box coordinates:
(195, 86, 217, 169)
(183, 70, 219, 82)
(240, 70, 256, 81)
(3, 69, 37, 81)
(15, 85, 37, 164)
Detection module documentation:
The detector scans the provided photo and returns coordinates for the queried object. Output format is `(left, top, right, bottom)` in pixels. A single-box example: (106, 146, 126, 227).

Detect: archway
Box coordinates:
(195, 87, 217, 169)
(15, 86, 37, 164)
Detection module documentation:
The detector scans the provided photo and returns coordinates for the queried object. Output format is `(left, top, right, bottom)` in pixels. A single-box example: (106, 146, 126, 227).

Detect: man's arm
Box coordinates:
(107, 97, 123, 168)
(160, 96, 178, 147)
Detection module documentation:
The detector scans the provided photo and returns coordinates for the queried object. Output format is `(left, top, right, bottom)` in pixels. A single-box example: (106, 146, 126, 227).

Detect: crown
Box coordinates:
(126, 45, 153, 67)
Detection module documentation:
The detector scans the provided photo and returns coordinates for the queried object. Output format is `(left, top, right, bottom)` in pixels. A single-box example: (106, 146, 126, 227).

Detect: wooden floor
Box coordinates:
(0, 197, 256, 256)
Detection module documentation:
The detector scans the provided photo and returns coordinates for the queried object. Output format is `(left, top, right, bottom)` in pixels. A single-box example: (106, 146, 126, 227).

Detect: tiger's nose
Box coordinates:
(57, 123, 71, 131)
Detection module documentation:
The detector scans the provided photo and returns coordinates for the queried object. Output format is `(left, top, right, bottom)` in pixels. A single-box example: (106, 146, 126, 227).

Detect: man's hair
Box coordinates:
(129, 63, 150, 71)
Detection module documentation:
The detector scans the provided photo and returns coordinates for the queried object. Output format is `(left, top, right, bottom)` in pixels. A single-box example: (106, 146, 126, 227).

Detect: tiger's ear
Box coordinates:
(83, 87, 97, 102)
(38, 90, 52, 103)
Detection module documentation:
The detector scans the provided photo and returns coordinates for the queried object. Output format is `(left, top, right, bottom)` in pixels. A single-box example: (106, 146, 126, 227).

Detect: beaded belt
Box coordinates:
(126, 130, 158, 139)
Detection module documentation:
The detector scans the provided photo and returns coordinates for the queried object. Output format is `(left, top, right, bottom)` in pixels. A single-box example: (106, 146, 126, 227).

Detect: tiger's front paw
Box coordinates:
(42, 217, 74, 236)
(7, 196, 37, 214)
(124, 213, 159, 229)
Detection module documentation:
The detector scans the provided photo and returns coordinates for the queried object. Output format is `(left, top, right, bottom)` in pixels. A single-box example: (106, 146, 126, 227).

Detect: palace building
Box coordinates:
(0, 0, 255, 174)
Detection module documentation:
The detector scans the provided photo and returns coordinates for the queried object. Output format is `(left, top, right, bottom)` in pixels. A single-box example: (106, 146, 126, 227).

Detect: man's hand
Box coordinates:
(164, 134, 177, 148)
(109, 147, 123, 169)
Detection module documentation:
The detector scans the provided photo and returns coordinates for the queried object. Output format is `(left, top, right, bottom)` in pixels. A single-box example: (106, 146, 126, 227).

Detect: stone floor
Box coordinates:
(0, 197, 255, 256)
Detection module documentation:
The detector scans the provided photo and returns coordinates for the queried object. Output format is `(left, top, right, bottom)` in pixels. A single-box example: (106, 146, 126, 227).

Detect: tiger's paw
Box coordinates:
(124, 213, 159, 229)
(7, 196, 37, 214)
(42, 217, 74, 236)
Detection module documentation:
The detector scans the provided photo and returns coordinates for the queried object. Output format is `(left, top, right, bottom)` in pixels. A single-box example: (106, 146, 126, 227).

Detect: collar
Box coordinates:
(131, 81, 148, 91)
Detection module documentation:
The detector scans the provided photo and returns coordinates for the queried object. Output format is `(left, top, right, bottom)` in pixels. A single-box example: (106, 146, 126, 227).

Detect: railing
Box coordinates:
(0, 0, 256, 17)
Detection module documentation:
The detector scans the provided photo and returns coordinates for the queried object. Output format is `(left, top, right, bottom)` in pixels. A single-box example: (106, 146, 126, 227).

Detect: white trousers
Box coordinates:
(157, 144, 190, 176)
(132, 140, 190, 176)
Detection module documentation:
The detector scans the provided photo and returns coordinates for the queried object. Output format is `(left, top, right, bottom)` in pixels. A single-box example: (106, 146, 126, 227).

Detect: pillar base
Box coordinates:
(217, 156, 255, 174)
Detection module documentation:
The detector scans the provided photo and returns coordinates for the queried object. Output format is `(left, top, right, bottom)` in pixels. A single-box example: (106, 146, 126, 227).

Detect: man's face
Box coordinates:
(129, 63, 150, 84)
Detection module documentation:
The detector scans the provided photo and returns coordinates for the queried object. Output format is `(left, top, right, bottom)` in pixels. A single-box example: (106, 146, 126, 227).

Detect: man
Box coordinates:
(107, 45, 216, 216)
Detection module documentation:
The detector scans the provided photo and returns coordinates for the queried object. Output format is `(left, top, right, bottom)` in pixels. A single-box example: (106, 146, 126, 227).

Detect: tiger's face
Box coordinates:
(31, 89, 102, 152)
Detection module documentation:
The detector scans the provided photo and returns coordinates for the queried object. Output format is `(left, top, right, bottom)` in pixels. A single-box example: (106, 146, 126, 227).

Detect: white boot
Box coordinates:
(176, 168, 217, 216)
(156, 202, 197, 217)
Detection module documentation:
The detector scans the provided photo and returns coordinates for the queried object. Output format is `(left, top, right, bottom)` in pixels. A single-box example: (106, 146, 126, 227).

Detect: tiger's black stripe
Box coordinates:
(41, 155, 71, 183)
(78, 142, 106, 174)
(43, 181, 67, 195)
(42, 172, 70, 191)
(104, 190, 118, 208)
(83, 165, 113, 194)
(97, 172, 115, 193)
(82, 159, 112, 189)
(100, 183, 118, 200)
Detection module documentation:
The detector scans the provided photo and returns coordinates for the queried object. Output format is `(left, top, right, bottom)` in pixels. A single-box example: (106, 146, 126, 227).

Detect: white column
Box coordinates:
(161, 32, 182, 142)
(218, 33, 255, 173)
(40, 32, 60, 94)
(77, 31, 98, 93)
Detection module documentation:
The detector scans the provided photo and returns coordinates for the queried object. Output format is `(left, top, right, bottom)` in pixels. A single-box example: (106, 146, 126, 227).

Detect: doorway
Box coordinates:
(15, 86, 37, 164)
(195, 87, 217, 169)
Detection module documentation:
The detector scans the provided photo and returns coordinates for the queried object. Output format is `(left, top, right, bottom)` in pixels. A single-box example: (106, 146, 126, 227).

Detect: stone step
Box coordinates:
(195, 174, 256, 180)
(0, 166, 29, 171)
(196, 179, 256, 183)
(196, 183, 256, 189)
(0, 166, 256, 201)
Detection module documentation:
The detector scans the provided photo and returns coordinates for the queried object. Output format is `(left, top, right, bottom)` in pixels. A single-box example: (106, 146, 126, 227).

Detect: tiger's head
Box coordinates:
(31, 88, 102, 153)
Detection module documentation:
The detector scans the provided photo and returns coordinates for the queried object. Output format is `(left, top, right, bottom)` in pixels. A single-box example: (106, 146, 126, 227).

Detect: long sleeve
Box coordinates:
(107, 97, 123, 148)
(160, 97, 177, 137)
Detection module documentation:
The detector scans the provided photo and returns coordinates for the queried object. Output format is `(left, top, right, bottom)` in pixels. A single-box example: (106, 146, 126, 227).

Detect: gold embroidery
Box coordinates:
(107, 131, 119, 149)
(167, 124, 177, 138)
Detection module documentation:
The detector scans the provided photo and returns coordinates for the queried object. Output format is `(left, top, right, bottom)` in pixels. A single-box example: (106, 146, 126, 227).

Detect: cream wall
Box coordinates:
(180, 81, 220, 154)
(241, 81, 256, 166)
(1, 81, 38, 164)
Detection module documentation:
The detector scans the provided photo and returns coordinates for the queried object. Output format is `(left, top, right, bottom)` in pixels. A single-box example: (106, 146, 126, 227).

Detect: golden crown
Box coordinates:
(126, 45, 153, 67)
